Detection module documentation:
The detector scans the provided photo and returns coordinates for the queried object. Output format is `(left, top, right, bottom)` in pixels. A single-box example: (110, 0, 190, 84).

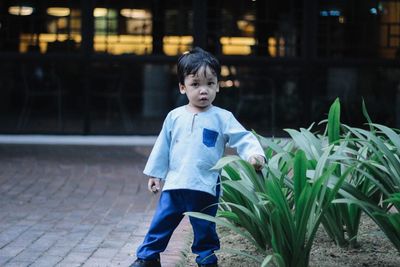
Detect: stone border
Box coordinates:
(0, 135, 157, 146)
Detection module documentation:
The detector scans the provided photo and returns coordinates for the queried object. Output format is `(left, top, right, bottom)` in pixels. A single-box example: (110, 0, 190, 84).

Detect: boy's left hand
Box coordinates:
(249, 155, 265, 171)
(148, 177, 161, 194)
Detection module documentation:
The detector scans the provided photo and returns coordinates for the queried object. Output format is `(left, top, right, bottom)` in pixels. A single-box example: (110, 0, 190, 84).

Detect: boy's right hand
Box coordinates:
(148, 178, 161, 194)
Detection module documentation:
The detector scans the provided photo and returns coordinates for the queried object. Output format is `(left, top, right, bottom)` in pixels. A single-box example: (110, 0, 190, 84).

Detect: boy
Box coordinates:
(130, 47, 265, 267)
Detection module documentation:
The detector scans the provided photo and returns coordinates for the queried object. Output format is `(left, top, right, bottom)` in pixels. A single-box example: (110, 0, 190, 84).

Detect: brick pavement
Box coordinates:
(0, 145, 191, 267)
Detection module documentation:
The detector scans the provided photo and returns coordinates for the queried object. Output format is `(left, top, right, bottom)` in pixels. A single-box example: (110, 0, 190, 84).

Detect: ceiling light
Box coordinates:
(120, 9, 150, 19)
(94, 8, 108, 17)
(47, 7, 70, 17)
(8, 6, 34, 16)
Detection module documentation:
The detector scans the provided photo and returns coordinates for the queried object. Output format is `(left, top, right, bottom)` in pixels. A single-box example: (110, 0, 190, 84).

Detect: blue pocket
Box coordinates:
(203, 128, 218, 147)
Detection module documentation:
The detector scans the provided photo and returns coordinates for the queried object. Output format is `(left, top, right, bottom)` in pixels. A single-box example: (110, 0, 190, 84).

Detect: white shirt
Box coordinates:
(143, 105, 264, 196)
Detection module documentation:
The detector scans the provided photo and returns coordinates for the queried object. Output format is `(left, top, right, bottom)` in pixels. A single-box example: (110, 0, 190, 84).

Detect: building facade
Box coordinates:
(0, 0, 399, 136)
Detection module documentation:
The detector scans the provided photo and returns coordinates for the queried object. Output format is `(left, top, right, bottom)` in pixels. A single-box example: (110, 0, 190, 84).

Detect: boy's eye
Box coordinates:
(208, 82, 215, 86)
(191, 82, 199, 87)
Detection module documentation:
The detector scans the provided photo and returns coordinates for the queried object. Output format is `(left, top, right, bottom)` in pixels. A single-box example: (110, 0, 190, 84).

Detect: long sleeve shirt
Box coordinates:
(143, 105, 264, 196)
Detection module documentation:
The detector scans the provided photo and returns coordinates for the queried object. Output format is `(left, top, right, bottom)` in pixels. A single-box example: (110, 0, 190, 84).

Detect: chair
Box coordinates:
(18, 63, 64, 131)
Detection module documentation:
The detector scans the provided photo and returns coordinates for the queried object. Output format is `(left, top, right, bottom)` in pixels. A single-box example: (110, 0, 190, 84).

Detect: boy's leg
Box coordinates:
(136, 190, 184, 260)
(186, 190, 220, 265)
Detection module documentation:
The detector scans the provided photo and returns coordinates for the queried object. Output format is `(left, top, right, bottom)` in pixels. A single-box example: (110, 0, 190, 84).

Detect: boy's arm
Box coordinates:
(143, 113, 171, 180)
(224, 113, 265, 170)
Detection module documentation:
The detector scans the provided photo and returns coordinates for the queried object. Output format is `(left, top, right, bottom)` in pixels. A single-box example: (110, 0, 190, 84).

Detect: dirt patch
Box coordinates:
(181, 215, 400, 267)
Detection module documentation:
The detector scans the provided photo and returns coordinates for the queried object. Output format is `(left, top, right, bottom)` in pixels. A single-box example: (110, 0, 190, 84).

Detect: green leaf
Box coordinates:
(261, 253, 285, 267)
(371, 123, 400, 151)
(328, 98, 341, 144)
(212, 155, 242, 170)
(293, 150, 307, 221)
(185, 211, 265, 253)
(361, 98, 374, 132)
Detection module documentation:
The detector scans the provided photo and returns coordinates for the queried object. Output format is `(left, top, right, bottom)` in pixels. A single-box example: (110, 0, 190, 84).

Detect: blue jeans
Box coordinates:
(136, 189, 220, 265)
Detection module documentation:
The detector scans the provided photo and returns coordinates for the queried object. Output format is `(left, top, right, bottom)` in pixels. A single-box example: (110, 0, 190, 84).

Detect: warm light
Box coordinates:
(94, 8, 108, 17)
(8, 6, 33, 16)
(339, 16, 345, 24)
(237, 20, 255, 34)
(120, 9, 151, 19)
(219, 80, 237, 88)
(268, 38, 277, 46)
(20, 33, 194, 55)
(237, 20, 247, 29)
(163, 36, 193, 56)
(268, 37, 277, 57)
(95, 35, 152, 54)
(225, 80, 234, 87)
(47, 7, 70, 17)
(221, 66, 230, 77)
(220, 37, 255, 55)
(19, 33, 82, 53)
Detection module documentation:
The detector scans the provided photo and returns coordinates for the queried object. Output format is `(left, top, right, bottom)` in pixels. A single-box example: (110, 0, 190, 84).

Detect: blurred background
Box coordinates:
(0, 0, 399, 136)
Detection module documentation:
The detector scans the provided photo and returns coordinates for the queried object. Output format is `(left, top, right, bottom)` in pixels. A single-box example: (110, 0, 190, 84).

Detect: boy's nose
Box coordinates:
(199, 86, 208, 94)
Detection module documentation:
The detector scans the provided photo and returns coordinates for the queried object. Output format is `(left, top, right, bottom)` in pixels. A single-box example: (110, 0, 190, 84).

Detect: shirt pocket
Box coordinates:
(202, 128, 219, 148)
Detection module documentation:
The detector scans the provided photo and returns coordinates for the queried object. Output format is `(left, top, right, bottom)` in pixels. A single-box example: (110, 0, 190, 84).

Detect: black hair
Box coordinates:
(177, 47, 221, 85)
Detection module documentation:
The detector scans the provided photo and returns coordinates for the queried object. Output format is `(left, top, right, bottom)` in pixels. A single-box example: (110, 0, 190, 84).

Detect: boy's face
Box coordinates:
(179, 66, 219, 113)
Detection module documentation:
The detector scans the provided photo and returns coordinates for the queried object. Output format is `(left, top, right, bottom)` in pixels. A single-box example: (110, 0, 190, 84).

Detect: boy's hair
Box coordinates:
(177, 47, 221, 85)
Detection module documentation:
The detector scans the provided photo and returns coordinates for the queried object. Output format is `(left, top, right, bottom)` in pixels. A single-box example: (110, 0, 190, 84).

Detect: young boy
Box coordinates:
(130, 47, 265, 267)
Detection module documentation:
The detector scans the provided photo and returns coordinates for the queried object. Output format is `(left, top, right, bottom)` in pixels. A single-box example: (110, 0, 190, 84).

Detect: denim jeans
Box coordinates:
(136, 188, 220, 265)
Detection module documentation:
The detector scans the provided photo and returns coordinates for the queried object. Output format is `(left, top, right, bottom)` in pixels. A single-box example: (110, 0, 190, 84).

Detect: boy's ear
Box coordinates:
(179, 83, 186, 94)
(216, 83, 220, 93)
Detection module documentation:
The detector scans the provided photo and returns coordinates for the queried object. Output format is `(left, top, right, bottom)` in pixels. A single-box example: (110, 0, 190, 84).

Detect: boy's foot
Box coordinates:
(197, 264, 218, 267)
(129, 258, 161, 267)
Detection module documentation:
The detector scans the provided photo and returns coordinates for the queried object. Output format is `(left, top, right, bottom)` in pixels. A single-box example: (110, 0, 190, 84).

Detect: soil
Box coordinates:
(181, 215, 400, 267)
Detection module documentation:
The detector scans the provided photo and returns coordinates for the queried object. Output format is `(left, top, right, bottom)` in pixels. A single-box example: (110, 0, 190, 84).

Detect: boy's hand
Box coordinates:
(148, 178, 161, 194)
(249, 155, 265, 171)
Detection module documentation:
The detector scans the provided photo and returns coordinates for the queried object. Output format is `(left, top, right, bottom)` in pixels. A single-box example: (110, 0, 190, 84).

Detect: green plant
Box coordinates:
(338, 122, 400, 251)
(283, 98, 378, 248)
(263, 149, 349, 267)
(186, 146, 349, 267)
(185, 98, 400, 267)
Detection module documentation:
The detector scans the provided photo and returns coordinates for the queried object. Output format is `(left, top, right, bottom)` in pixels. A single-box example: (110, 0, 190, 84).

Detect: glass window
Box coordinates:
(1, 1, 81, 54)
(92, 0, 193, 55)
(206, 0, 301, 57)
(317, 0, 400, 59)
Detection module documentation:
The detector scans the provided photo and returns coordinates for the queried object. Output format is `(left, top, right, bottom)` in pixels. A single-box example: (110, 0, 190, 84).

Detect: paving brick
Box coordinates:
(62, 251, 91, 263)
(45, 245, 72, 257)
(82, 257, 111, 266)
(3, 260, 32, 267)
(55, 260, 83, 267)
(71, 243, 98, 254)
(30, 255, 64, 267)
(98, 239, 125, 249)
(9, 230, 45, 247)
(0, 145, 192, 267)
(0, 245, 25, 259)
(10, 248, 43, 262)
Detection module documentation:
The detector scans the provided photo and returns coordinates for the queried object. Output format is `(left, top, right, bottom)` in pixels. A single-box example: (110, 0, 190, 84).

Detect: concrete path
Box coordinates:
(0, 145, 190, 267)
